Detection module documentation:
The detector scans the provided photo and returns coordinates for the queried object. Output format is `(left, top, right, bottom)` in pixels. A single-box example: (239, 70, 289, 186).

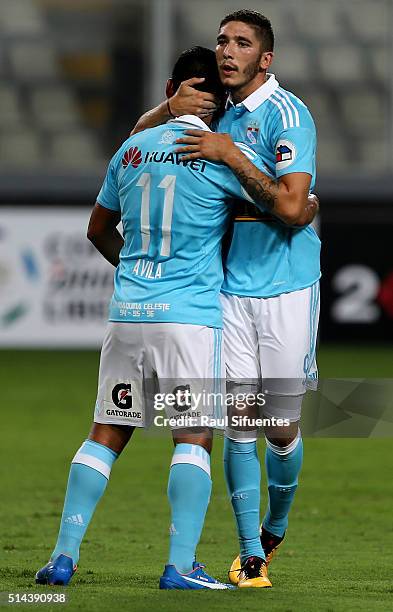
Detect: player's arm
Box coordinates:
(223, 145, 318, 225)
(130, 78, 217, 135)
(230, 168, 317, 226)
(175, 131, 317, 226)
(87, 203, 123, 267)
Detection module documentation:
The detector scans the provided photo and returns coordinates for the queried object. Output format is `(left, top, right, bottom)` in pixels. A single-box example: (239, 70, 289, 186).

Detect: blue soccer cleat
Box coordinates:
(159, 562, 234, 590)
(35, 554, 76, 586)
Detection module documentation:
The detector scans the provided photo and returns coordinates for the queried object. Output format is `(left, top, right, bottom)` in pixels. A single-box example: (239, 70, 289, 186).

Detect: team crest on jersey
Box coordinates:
(246, 125, 259, 144)
(159, 129, 177, 145)
(275, 139, 296, 170)
(122, 146, 142, 169)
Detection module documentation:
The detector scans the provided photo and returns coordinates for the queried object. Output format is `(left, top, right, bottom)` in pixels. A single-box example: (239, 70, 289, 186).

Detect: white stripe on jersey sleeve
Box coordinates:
(269, 95, 288, 130)
(277, 88, 300, 127)
(272, 92, 294, 128)
(272, 91, 294, 127)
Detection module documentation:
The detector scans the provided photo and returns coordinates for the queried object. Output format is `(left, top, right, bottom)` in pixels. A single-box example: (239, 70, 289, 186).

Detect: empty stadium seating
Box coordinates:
(0, 0, 390, 176)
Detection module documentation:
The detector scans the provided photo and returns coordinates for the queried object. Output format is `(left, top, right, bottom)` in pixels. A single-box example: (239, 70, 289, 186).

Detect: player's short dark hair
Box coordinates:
(219, 9, 274, 52)
(171, 46, 224, 97)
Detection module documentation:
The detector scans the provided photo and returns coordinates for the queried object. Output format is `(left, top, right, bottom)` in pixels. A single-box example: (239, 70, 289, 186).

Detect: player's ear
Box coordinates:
(260, 51, 274, 71)
(166, 78, 175, 99)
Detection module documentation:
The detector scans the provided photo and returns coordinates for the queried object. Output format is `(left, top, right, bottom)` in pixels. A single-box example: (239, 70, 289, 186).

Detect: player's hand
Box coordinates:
(290, 192, 319, 227)
(175, 130, 236, 162)
(306, 193, 320, 218)
(169, 78, 218, 118)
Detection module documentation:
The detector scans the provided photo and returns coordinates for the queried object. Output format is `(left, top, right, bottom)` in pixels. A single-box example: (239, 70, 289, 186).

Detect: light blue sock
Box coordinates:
(51, 440, 118, 565)
(263, 435, 303, 538)
(224, 437, 264, 563)
(167, 443, 212, 574)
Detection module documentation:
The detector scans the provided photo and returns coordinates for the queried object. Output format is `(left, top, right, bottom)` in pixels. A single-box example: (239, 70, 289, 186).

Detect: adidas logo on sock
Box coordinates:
(169, 523, 178, 536)
(64, 514, 84, 526)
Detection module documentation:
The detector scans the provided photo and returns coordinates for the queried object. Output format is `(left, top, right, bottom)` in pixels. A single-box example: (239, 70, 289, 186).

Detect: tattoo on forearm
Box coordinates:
(233, 168, 278, 211)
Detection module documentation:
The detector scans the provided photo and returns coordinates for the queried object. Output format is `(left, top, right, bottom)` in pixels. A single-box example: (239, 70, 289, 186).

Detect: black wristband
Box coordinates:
(166, 99, 176, 118)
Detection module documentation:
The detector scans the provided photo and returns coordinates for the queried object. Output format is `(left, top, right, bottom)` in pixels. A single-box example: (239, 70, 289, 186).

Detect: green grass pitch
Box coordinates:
(0, 345, 392, 611)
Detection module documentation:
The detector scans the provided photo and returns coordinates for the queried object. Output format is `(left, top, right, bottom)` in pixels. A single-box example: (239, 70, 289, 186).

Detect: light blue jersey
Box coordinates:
(97, 115, 263, 328)
(218, 74, 321, 298)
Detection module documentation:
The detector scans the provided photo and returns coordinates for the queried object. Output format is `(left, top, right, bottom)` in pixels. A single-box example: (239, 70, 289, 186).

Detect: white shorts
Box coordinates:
(94, 322, 224, 429)
(221, 282, 320, 424)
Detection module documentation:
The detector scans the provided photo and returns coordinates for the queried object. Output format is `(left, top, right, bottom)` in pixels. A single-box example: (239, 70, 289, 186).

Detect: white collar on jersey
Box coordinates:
(168, 114, 211, 131)
(225, 73, 279, 112)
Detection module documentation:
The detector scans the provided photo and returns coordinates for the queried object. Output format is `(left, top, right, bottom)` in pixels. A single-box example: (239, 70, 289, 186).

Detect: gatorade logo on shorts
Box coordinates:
(112, 383, 133, 409)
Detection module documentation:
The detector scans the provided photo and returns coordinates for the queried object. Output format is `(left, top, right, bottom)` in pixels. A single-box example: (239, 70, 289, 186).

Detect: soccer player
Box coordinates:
(35, 46, 269, 591)
(130, 10, 320, 589)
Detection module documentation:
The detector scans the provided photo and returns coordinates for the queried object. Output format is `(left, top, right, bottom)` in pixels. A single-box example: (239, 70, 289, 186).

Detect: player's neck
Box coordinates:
(231, 72, 267, 105)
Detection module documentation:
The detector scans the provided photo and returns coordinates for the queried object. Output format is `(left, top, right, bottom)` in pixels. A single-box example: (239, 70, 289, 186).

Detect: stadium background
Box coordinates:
(0, 1, 392, 610)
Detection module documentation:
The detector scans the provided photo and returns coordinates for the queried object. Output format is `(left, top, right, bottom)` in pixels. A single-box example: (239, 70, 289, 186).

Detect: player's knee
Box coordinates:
(264, 420, 299, 448)
(263, 390, 302, 446)
(88, 422, 134, 454)
(172, 427, 213, 454)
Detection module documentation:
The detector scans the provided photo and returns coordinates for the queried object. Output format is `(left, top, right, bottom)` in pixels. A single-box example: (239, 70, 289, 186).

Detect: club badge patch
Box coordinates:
(159, 129, 177, 145)
(275, 139, 296, 170)
(246, 125, 259, 144)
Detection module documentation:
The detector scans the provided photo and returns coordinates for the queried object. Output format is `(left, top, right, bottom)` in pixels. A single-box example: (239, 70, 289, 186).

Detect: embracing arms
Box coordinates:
(175, 131, 318, 227)
(129, 81, 318, 226)
(221, 140, 317, 226)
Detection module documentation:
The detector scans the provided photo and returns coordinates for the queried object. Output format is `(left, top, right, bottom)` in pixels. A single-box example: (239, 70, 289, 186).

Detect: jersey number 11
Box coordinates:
(136, 173, 177, 257)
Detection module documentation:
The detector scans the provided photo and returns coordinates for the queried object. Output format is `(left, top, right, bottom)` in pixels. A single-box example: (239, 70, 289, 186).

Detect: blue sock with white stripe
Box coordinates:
(167, 443, 212, 573)
(224, 437, 265, 563)
(263, 434, 303, 538)
(51, 440, 118, 565)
